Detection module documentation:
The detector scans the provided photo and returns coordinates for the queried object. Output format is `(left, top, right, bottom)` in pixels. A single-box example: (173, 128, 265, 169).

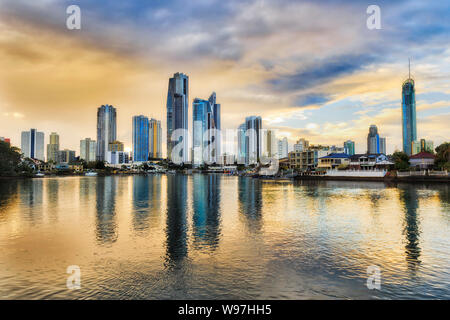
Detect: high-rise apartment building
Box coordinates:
(149, 118, 162, 159)
(132, 115, 149, 162)
(367, 125, 386, 154)
(59, 149, 76, 163)
(343, 140, 355, 156)
(80, 138, 97, 162)
(192, 94, 221, 166)
(166, 72, 189, 162)
(245, 116, 262, 165)
(402, 60, 417, 156)
(277, 137, 289, 159)
(237, 123, 246, 164)
(21, 129, 44, 161)
(47, 132, 60, 163)
(97, 104, 117, 161)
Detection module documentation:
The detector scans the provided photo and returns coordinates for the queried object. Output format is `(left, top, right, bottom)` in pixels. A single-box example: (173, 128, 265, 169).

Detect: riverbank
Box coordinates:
(292, 175, 449, 183)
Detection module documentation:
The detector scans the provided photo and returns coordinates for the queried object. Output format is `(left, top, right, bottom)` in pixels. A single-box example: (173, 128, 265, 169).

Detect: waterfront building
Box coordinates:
(166, 72, 189, 162)
(277, 137, 289, 159)
(80, 138, 97, 163)
(409, 152, 435, 169)
(245, 116, 262, 165)
(132, 115, 149, 162)
(402, 61, 417, 156)
(97, 104, 117, 161)
(349, 154, 393, 170)
(209, 92, 221, 159)
(192, 94, 221, 166)
(318, 153, 350, 170)
(59, 149, 76, 163)
(21, 128, 45, 161)
(47, 132, 60, 163)
(149, 118, 162, 159)
(289, 148, 329, 171)
(293, 138, 309, 152)
(237, 123, 246, 164)
(108, 140, 124, 152)
(106, 151, 130, 165)
(344, 140, 355, 156)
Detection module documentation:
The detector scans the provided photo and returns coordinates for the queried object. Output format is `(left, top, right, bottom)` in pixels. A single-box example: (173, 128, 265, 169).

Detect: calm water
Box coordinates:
(0, 175, 449, 299)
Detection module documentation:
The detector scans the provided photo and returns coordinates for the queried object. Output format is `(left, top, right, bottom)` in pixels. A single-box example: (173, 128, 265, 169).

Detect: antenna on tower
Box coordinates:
(408, 57, 411, 79)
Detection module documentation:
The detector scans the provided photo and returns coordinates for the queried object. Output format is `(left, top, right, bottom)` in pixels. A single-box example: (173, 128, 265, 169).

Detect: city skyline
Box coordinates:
(0, 1, 449, 156)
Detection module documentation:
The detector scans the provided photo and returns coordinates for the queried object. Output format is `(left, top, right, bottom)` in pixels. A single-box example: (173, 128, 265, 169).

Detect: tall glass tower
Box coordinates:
(96, 105, 117, 161)
(245, 116, 262, 165)
(402, 60, 417, 156)
(192, 93, 220, 166)
(166, 72, 189, 162)
(132, 115, 149, 162)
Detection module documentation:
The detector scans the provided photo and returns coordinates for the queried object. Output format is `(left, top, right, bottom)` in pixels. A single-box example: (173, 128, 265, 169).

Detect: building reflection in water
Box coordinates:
(95, 176, 118, 244)
(132, 175, 161, 236)
(398, 183, 421, 272)
(192, 174, 222, 251)
(19, 179, 43, 224)
(238, 177, 263, 233)
(0, 180, 19, 221)
(165, 174, 188, 268)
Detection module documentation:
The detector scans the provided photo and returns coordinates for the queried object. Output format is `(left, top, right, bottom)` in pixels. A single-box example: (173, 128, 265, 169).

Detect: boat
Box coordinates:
(35, 172, 45, 177)
(85, 171, 98, 176)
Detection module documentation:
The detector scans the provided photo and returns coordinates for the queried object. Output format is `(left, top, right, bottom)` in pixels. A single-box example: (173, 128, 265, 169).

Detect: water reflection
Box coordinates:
(132, 176, 162, 236)
(95, 176, 118, 244)
(192, 174, 222, 251)
(165, 175, 188, 267)
(398, 184, 421, 272)
(238, 177, 263, 233)
(0, 180, 18, 221)
(19, 179, 43, 224)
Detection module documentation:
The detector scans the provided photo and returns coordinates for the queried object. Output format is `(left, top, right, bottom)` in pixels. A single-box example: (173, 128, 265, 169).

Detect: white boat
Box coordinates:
(35, 172, 45, 177)
(85, 171, 98, 176)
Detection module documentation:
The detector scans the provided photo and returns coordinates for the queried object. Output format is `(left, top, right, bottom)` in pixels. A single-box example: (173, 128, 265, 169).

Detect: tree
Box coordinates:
(392, 151, 410, 171)
(0, 141, 22, 176)
(435, 142, 450, 170)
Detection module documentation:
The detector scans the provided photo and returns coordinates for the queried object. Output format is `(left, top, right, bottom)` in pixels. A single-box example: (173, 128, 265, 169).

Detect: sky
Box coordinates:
(0, 0, 449, 156)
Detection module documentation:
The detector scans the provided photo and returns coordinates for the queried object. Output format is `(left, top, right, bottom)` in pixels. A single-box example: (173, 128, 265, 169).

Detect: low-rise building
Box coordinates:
(289, 149, 329, 171)
(318, 153, 350, 170)
(106, 151, 130, 165)
(409, 152, 435, 169)
(349, 153, 393, 170)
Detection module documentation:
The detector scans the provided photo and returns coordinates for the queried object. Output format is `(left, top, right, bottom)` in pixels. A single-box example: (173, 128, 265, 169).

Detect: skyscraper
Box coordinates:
(245, 116, 262, 165)
(149, 118, 162, 159)
(402, 60, 417, 156)
(47, 132, 60, 163)
(166, 72, 189, 162)
(343, 140, 355, 156)
(263, 130, 276, 158)
(237, 123, 246, 164)
(59, 149, 76, 163)
(277, 137, 288, 159)
(379, 137, 386, 155)
(97, 105, 117, 161)
(21, 128, 44, 161)
(367, 125, 380, 154)
(132, 115, 149, 162)
(80, 138, 97, 162)
(192, 94, 220, 166)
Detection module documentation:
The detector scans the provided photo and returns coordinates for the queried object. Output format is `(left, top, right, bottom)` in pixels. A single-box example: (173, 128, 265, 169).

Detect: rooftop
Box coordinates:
(410, 152, 436, 159)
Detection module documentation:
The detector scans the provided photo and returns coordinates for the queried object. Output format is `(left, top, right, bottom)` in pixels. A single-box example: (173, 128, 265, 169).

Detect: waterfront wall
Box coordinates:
(326, 170, 387, 178)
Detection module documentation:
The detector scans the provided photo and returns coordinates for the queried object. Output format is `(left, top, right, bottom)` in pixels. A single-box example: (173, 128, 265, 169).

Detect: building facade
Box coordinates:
(294, 138, 309, 152)
(343, 140, 355, 156)
(149, 118, 162, 159)
(97, 104, 117, 162)
(367, 125, 386, 154)
(21, 129, 45, 161)
(166, 72, 189, 162)
(47, 132, 60, 163)
(132, 115, 149, 162)
(318, 153, 350, 170)
(245, 116, 262, 165)
(59, 149, 76, 163)
(80, 138, 97, 163)
(237, 123, 246, 164)
(277, 137, 289, 159)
